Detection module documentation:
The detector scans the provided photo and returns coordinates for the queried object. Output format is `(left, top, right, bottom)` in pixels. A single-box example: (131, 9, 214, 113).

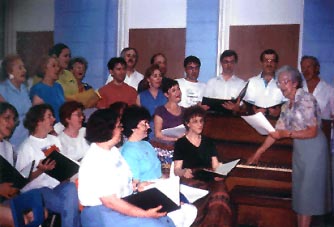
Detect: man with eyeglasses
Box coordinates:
(176, 56, 206, 107)
(243, 49, 286, 118)
(203, 50, 246, 111)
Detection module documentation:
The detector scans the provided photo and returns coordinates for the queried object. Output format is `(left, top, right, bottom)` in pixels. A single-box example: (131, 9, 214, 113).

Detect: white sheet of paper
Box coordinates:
(241, 112, 275, 135)
(162, 125, 186, 138)
(215, 159, 241, 176)
(143, 177, 180, 206)
(180, 184, 209, 203)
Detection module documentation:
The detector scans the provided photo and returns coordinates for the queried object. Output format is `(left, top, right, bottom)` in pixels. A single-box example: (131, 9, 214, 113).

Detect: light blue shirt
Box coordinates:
(121, 140, 162, 181)
(0, 79, 31, 149)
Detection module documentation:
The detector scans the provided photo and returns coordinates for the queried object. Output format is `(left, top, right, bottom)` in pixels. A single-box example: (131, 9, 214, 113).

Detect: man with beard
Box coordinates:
(105, 47, 144, 90)
(243, 49, 286, 118)
(176, 56, 206, 108)
(203, 50, 246, 112)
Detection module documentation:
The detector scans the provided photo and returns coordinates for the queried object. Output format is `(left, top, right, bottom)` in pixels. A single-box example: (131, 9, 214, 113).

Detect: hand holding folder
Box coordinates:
(0, 155, 34, 189)
(41, 145, 80, 182)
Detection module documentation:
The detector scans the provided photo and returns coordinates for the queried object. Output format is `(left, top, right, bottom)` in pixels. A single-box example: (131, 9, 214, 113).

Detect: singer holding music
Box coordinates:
(248, 65, 332, 227)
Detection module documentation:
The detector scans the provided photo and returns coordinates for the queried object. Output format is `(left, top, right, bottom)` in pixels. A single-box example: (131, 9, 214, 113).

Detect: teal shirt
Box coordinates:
(121, 140, 162, 181)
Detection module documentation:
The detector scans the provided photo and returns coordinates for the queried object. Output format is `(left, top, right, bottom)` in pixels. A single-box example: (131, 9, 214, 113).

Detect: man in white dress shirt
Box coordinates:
(204, 50, 246, 112)
(300, 55, 334, 120)
(243, 49, 285, 118)
(176, 56, 206, 108)
(105, 47, 144, 90)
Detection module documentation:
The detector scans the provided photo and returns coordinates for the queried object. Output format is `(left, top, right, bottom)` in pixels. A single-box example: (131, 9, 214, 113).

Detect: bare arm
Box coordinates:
(153, 115, 178, 142)
(0, 94, 5, 102)
(211, 156, 220, 170)
(174, 160, 193, 178)
(100, 194, 166, 218)
(136, 95, 141, 106)
(247, 135, 276, 164)
(29, 159, 56, 181)
(32, 95, 44, 105)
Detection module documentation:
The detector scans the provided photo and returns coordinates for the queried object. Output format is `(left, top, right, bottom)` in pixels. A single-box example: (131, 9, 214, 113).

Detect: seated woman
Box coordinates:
(58, 101, 89, 161)
(153, 78, 184, 142)
(30, 56, 65, 122)
(173, 106, 232, 227)
(78, 108, 175, 227)
(15, 104, 80, 227)
(121, 105, 197, 227)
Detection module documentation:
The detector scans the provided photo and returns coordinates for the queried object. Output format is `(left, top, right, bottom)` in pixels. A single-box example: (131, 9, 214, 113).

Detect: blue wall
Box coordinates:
(54, 0, 118, 89)
(186, 0, 220, 82)
(302, 0, 334, 84)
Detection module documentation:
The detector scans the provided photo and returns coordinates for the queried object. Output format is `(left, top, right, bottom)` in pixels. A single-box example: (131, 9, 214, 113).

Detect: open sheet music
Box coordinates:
(162, 125, 186, 138)
(194, 159, 240, 181)
(241, 112, 275, 135)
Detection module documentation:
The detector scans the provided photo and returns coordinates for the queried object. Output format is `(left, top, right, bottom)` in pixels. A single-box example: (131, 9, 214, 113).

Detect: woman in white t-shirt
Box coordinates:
(58, 101, 89, 161)
(79, 108, 175, 227)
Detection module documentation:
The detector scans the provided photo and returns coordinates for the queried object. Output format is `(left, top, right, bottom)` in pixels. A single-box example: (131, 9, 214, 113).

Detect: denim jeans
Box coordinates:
(39, 182, 80, 227)
(81, 205, 175, 227)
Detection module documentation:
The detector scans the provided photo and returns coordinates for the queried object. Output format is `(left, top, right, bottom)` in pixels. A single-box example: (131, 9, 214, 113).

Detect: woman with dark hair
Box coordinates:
(30, 56, 65, 122)
(248, 66, 331, 227)
(173, 105, 232, 227)
(0, 102, 19, 203)
(153, 78, 184, 142)
(15, 104, 80, 227)
(0, 54, 31, 149)
(78, 108, 175, 227)
(121, 105, 197, 227)
(58, 101, 89, 161)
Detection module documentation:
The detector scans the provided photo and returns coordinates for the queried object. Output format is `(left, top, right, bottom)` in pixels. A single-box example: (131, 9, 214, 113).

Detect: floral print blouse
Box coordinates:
(276, 88, 321, 131)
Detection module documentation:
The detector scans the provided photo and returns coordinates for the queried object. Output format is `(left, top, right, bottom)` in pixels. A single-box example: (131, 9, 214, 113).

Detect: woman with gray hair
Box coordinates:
(248, 65, 331, 227)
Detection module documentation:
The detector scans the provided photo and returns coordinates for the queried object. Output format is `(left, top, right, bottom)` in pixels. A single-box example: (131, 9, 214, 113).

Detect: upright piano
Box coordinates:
(202, 113, 332, 227)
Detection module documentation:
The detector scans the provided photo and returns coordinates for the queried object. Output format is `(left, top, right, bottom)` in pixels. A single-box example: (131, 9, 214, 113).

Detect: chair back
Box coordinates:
(10, 190, 45, 227)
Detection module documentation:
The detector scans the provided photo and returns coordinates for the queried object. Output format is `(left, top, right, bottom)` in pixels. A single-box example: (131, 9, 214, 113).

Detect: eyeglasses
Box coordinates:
(276, 79, 291, 87)
(1, 115, 19, 126)
(138, 120, 150, 127)
(71, 112, 85, 118)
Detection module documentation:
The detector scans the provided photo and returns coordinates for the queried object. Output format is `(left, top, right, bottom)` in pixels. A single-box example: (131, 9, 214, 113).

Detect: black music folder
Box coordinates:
(0, 155, 33, 189)
(201, 97, 236, 114)
(42, 145, 80, 182)
(123, 188, 180, 213)
(194, 159, 240, 181)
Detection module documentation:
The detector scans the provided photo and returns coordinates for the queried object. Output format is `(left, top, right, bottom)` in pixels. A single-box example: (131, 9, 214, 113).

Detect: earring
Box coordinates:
(9, 74, 14, 80)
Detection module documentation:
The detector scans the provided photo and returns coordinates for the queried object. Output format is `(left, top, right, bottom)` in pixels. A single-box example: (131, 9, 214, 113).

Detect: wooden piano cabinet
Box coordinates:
(231, 186, 296, 227)
(202, 114, 332, 227)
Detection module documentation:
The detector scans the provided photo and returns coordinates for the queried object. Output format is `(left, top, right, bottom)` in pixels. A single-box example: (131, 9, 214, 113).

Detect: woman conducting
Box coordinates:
(248, 65, 331, 227)
(78, 108, 175, 227)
